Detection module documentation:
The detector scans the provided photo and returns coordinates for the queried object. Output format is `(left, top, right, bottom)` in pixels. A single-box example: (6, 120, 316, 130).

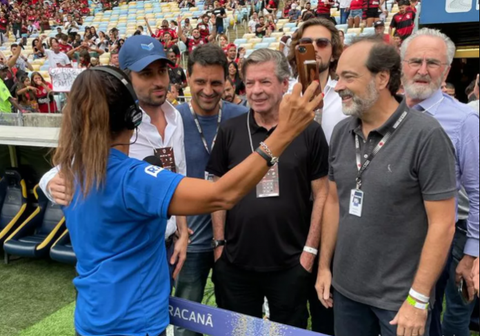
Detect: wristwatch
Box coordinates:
(211, 239, 226, 249)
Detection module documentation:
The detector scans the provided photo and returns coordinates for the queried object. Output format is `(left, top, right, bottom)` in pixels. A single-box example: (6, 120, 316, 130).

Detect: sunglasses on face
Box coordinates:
(298, 37, 331, 49)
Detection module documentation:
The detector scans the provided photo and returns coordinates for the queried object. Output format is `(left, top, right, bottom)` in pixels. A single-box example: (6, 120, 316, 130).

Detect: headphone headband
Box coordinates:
(90, 66, 143, 131)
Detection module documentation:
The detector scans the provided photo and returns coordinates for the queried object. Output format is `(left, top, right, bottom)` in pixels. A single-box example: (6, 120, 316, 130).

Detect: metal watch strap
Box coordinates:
(255, 147, 274, 167)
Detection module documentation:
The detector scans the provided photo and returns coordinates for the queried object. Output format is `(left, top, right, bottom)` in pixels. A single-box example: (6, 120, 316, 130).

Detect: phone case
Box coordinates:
(295, 43, 324, 109)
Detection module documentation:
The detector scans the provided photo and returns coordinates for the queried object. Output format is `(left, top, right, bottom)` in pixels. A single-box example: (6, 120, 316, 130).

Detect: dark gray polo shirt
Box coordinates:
(329, 99, 457, 311)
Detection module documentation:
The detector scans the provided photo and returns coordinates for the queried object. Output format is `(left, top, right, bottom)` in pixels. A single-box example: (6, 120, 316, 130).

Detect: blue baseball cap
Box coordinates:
(119, 35, 174, 72)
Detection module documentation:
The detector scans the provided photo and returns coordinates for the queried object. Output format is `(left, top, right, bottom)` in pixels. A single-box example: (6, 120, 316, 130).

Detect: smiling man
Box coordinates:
(316, 35, 457, 336)
(207, 49, 329, 330)
(174, 44, 247, 336)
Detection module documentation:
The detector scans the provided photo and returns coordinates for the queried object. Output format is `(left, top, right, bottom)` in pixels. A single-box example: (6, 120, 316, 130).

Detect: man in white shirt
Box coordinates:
(248, 12, 259, 34)
(37, 36, 72, 70)
(285, 17, 345, 335)
(39, 36, 189, 283)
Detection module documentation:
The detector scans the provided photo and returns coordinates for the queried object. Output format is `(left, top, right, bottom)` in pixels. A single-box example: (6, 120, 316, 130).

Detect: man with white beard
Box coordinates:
(400, 28, 480, 336)
(316, 35, 457, 336)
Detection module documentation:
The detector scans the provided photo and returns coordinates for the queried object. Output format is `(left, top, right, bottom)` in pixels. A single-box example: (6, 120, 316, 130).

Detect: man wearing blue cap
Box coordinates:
(40, 35, 190, 284)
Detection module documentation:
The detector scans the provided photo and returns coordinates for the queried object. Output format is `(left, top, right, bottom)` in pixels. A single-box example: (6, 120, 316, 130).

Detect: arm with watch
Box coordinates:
(211, 190, 227, 262)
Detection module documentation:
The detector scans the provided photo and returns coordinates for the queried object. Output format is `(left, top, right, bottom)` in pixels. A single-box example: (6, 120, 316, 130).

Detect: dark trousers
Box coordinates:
(308, 259, 335, 335)
(334, 291, 431, 336)
(213, 257, 310, 328)
(430, 220, 478, 336)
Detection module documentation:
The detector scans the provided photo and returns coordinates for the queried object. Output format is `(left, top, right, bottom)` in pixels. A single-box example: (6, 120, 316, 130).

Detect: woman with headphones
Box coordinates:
(54, 66, 322, 336)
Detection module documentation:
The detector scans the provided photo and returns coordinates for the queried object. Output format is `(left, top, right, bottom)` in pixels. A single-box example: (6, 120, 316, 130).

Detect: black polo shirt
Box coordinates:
(329, 99, 457, 311)
(207, 111, 329, 272)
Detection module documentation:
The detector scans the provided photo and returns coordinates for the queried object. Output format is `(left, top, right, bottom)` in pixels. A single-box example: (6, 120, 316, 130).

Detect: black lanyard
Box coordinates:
(189, 102, 222, 155)
(355, 110, 408, 190)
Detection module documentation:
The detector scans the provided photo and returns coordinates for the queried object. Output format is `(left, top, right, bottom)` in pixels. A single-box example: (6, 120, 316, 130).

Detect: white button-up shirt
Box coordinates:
(288, 77, 347, 144)
(129, 102, 187, 239)
(39, 101, 186, 240)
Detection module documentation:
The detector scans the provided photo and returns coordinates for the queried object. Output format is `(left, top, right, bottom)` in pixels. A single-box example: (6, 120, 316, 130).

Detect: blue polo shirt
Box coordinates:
(177, 101, 247, 252)
(63, 149, 183, 336)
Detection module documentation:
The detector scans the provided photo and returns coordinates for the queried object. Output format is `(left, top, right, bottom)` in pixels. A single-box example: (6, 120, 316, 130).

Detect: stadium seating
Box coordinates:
(3, 186, 66, 264)
(50, 230, 76, 265)
(0, 170, 28, 249)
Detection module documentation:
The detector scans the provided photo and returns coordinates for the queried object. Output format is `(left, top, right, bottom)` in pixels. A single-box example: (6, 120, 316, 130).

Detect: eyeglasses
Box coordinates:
(403, 58, 449, 70)
(298, 37, 331, 49)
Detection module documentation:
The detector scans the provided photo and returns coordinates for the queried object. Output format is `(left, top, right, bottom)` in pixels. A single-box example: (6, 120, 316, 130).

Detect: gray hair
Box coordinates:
(242, 49, 291, 82)
(401, 28, 456, 65)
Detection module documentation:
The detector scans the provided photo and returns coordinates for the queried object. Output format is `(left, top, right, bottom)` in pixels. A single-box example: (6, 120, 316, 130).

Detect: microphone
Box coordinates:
(143, 155, 163, 168)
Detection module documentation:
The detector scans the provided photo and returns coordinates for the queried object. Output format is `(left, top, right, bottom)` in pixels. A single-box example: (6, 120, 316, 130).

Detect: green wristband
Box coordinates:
(407, 295, 429, 310)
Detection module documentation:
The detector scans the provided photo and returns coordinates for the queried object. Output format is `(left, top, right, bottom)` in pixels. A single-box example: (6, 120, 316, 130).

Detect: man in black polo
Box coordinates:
(207, 49, 329, 329)
(316, 36, 457, 336)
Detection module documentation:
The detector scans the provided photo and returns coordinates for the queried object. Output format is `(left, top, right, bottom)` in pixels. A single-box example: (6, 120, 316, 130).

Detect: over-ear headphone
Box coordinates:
(91, 66, 143, 131)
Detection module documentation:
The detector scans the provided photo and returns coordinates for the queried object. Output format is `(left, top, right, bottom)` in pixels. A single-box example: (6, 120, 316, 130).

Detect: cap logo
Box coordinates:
(141, 43, 154, 51)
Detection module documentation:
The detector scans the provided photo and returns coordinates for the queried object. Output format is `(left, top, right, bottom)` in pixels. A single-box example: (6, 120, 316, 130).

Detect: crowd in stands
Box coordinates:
(0, 0, 419, 114)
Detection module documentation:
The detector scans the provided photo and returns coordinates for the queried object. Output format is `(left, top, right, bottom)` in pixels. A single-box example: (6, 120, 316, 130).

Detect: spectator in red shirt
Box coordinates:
(197, 14, 211, 39)
(0, 11, 8, 46)
(31, 71, 57, 113)
(348, 0, 363, 28)
(389, 0, 415, 41)
(57, 34, 74, 54)
(178, 16, 216, 55)
(316, 0, 335, 20)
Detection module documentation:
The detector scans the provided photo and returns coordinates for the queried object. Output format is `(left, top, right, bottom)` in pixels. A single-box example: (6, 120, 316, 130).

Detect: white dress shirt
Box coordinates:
(288, 77, 347, 144)
(39, 101, 186, 240)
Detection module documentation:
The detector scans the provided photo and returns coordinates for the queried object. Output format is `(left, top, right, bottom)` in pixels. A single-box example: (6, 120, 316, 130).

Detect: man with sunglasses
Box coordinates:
(286, 18, 344, 335)
(401, 29, 480, 336)
(288, 18, 344, 145)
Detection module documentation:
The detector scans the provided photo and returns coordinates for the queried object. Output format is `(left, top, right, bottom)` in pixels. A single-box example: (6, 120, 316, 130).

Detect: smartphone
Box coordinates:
(295, 43, 323, 109)
(457, 278, 473, 305)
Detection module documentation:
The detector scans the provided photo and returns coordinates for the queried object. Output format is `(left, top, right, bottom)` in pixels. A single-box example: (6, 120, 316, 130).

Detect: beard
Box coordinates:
(403, 73, 443, 101)
(318, 60, 330, 74)
(338, 79, 379, 118)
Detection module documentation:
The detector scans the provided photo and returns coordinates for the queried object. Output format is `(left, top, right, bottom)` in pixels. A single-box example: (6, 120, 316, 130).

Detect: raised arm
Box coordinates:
(168, 82, 322, 216)
(144, 17, 154, 36)
(7, 44, 21, 68)
(177, 16, 188, 43)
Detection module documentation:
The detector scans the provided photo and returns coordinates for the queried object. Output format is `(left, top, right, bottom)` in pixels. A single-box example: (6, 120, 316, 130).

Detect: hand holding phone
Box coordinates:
(295, 43, 324, 111)
(457, 278, 474, 305)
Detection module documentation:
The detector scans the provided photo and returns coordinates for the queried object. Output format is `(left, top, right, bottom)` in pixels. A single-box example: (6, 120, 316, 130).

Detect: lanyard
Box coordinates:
(419, 97, 444, 114)
(354, 110, 408, 190)
(189, 102, 222, 154)
(246, 111, 255, 153)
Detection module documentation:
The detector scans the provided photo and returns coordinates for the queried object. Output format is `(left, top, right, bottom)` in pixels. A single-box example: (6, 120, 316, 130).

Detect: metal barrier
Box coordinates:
(169, 297, 327, 336)
(0, 113, 24, 126)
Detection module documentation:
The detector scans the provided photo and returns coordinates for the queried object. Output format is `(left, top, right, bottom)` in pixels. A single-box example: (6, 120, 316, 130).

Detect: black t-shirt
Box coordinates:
(255, 23, 266, 37)
(206, 111, 329, 271)
(168, 65, 186, 96)
(213, 7, 225, 27)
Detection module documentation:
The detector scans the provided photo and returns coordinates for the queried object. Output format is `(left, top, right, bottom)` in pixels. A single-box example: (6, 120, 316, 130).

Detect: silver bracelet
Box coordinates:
(259, 141, 274, 158)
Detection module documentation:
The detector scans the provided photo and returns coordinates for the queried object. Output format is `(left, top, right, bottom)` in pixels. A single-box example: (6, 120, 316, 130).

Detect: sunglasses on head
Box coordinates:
(298, 37, 331, 49)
